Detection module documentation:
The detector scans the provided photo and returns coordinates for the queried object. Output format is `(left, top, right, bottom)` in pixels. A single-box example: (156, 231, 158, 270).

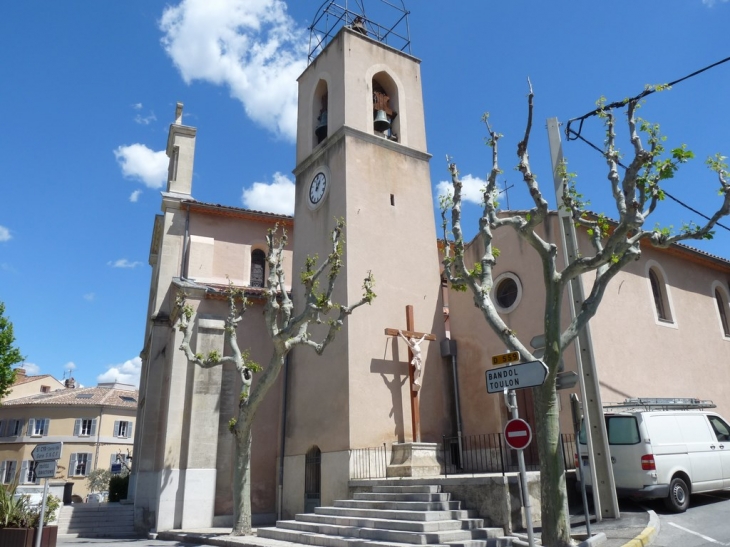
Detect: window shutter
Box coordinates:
(0, 421, 5, 437)
(90, 419, 97, 437)
(14, 419, 24, 437)
(110, 453, 117, 467)
(42, 419, 49, 436)
(69, 454, 77, 477)
(85, 453, 93, 476)
(127, 422, 133, 439)
(27, 419, 35, 436)
(113, 421, 120, 437)
(0, 461, 6, 483)
(8, 461, 17, 483)
(20, 460, 28, 484)
(73, 419, 81, 436)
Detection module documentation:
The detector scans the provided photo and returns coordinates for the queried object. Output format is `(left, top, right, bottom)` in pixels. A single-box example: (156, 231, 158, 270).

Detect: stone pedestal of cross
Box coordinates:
(384, 305, 436, 442)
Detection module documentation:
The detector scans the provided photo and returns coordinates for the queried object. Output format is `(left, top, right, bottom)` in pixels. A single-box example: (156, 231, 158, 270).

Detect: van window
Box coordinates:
(578, 415, 640, 445)
(708, 415, 730, 442)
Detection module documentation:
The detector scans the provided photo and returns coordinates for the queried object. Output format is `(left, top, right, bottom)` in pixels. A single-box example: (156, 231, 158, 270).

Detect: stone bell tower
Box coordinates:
(283, 10, 450, 517)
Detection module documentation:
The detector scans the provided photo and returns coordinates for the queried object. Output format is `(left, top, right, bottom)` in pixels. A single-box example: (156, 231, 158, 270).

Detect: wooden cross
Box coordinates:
(384, 305, 436, 442)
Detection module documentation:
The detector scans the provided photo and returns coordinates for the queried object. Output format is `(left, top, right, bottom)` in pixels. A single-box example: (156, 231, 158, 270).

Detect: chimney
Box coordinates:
(16, 368, 27, 377)
(65, 377, 76, 389)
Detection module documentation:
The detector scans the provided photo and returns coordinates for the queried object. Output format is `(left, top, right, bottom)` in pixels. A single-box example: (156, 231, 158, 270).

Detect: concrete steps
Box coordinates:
(258, 484, 510, 547)
(57, 503, 138, 537)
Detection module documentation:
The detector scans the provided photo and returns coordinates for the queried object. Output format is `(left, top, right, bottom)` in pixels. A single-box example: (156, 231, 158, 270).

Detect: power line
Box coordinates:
(566, 56, 730, 142)
(561, 56, 730, 234)
(564, 130, 730, 233)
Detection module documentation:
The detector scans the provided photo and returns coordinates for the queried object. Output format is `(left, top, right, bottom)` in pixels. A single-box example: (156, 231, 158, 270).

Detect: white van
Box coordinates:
(577, 398, 730, 512)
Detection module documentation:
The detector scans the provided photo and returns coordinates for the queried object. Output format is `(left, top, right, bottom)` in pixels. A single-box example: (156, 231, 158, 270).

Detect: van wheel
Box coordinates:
(664, 477, 689, 512)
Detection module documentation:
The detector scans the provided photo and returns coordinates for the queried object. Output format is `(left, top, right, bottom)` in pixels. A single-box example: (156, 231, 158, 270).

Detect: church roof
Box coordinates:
(182, 199, 293, 225)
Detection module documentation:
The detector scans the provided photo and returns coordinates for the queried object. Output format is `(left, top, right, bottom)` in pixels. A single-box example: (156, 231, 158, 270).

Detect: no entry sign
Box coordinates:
(504, 418, 532, 450)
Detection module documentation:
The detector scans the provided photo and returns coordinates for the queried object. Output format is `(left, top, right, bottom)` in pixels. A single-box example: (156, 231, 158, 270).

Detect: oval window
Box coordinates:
(492, 273, 522, 313)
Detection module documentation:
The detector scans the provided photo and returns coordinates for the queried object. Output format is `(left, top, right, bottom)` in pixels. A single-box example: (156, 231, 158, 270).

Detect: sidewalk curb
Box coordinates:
(621, 510, 660, 547)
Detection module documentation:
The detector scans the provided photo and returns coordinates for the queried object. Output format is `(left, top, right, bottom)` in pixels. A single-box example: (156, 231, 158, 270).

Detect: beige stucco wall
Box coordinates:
(5, 376, 66, 401)
(0, 404, 135, 498)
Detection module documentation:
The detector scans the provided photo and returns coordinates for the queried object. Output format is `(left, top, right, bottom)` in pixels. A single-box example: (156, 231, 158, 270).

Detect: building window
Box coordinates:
(114, 420, 134, 439)
(314, 80, 328, 145)
(74, 418, 97, 437)
(40, 385, 50, 393)
(1, 461, 17, 484)
(21, 461, 39, 485)
(492, 272, 523, 313)
(69, 453, 92, 477)
(648, 267, 673, 323)
(715, 286, 730, 337)
(372, 73, 399, 142)
(250, 249, 266, 288)
(2, 419, 23, 437)
(28, 418, 49, 437)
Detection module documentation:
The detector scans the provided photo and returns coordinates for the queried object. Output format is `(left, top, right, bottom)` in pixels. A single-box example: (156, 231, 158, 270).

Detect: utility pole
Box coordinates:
(546, 118, 619, 520)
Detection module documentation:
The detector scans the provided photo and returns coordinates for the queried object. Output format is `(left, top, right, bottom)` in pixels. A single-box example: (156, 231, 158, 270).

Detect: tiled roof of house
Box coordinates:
(2, 385, 139, 409)
(12, 373, 54, 386)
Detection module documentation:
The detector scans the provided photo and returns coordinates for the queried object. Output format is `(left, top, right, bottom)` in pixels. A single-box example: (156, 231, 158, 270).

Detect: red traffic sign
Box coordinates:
(504, 418, 532, 450)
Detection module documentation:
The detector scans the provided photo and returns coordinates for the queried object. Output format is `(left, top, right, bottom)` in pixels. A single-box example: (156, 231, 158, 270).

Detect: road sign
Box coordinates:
(485, 360, 548, 394)
(111, 463, 122, 474)
(529, 334, 545, 349)
(31, 442, 63, 462)
(491, 351, 520, 366)
(556, 371, 579, 391)
(504, 418, 532, 450)
(34, 460, 57, 479)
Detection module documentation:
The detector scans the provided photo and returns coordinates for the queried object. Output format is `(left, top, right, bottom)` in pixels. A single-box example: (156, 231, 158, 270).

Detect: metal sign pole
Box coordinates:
(35, 477, 49, 547)
(504, 388, 535, 547)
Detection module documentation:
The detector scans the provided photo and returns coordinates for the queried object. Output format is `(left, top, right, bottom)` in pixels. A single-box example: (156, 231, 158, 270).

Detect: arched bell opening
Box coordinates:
(372, 72, 399, 142)
(314, 80, 329, 145)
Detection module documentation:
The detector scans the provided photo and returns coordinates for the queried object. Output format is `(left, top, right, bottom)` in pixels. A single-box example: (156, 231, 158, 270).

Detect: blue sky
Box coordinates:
(1, 0, 729, 388)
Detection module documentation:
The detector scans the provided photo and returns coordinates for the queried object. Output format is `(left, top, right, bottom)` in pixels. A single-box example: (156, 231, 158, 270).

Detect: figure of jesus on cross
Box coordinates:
(385, 305, 436, 442)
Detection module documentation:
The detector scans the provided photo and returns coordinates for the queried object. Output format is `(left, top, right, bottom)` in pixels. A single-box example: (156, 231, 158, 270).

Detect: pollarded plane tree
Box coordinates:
(177, 220, 375, 536)
(441, 83, 730, 546)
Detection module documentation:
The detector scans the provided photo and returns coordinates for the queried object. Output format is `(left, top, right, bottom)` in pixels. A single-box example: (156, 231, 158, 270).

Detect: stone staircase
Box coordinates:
(57, 502, 138, 537)
(258, 484, 516, 547)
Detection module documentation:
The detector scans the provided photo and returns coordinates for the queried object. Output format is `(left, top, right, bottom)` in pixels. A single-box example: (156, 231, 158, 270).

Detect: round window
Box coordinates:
(492, 273, 522, 313)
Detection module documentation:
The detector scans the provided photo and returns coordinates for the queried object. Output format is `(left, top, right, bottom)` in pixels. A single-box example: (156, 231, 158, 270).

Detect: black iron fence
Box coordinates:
(442, 432, 577, 476)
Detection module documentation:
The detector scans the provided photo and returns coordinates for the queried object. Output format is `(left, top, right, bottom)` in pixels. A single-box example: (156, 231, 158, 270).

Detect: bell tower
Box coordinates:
(284, 5, 449, 517)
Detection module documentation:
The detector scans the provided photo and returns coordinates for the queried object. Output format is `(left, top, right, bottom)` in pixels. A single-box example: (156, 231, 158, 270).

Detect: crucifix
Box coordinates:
(384, 305, 436, 442)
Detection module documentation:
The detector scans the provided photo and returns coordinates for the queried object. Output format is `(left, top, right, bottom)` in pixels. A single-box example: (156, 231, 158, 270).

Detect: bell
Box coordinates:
(373, 110, 390, 132)
(315, 110, 328, 142)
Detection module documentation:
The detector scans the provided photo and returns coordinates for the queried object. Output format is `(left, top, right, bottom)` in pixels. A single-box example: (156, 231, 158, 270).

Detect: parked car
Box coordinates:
(577, 398, 730, 512)
(86, 491, 108, 503)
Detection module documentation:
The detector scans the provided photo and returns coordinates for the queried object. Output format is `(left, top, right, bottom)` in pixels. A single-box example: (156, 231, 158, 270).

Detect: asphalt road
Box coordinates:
(646, 490, 730, 546)
(58, 539, 198, 547)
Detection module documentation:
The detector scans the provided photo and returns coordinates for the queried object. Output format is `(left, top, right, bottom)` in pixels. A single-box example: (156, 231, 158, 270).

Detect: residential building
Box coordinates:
(0, 378, 137, 500)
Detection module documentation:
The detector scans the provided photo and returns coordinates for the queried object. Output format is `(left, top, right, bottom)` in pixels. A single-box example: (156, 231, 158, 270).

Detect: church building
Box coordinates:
(129, 12, 730, 533)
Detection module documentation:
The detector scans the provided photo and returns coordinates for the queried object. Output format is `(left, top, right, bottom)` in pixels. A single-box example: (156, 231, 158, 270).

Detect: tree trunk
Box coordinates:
(534, 381, 572, 546)
(231, 419, 253, 536)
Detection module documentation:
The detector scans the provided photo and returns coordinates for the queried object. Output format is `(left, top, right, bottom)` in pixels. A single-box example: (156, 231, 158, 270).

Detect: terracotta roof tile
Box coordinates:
(2, 386, 139, 409)
(12, 374, 53, 387)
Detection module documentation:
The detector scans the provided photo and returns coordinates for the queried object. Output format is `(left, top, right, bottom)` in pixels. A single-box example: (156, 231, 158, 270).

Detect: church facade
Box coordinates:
(130, 25, 730, 532)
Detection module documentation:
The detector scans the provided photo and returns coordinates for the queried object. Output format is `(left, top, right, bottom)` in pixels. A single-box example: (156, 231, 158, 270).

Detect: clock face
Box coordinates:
(309, 171, 327, 205)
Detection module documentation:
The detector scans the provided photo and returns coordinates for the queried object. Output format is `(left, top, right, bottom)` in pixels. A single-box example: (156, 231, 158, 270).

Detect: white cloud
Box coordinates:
(114, 144, 168, 189)
(130, 190, 142, 202)
(135, 112, 157, 125)
(132, 103, 143, 110)
(159, 0, 307, 142)
(0, 225, 11, 242)
(18, 362, 40, 375)
(703, 0, 729, 5)
(108, 259, 143, 269)
(242, 172, 295, 215)
(83, 293, 95, 302)
(435, 174, 489, 205)
(64, 362, 77, 373)
(97, 356, 142, 387)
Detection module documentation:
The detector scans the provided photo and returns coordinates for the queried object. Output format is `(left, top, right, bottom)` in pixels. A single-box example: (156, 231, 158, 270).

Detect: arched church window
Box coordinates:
(372, 74, 398, 142)
(715, 286, 730, 337)
(649, 268, 672, 323)
(250, 249, 266, 288)
(314, 80, 328, 145)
